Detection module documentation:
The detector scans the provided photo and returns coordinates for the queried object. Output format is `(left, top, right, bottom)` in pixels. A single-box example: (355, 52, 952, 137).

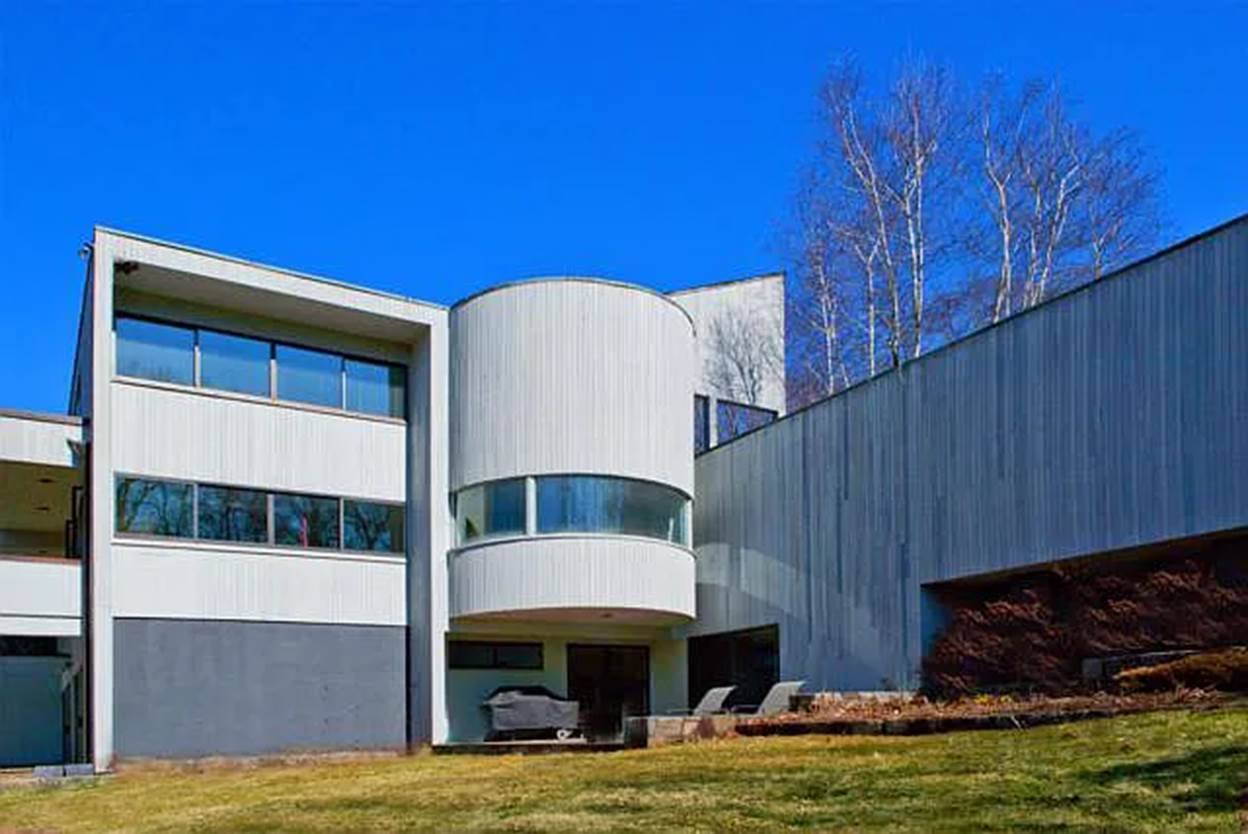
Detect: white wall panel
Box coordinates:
(450, 280, 695, 494)
(670, 274, 786, 415)
(0, 559, 81, 636)
(112, 381, 406, 501)
(113, 541, 405, 626)
(449, 536, 696, 623)
(0, 413, 81, 468)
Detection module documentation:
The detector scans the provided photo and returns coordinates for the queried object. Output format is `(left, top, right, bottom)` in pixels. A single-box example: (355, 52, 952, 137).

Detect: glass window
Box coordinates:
(115, 477, 193, 538)
(346, 359, 405, 418)
(447, 641, 543, 670)
(694, 395, 711, 453)
(115, 317, 194, 385)
(274, 493, 339, 549)
(343, 500, 405, 553)
(276, 345, 342, 408)
(456, 479, 526, 545)
(536, 476, 688, 545)
(197, 485, 268, 543)
(199, 330, 270, 397)
(716, 400, 777, 444)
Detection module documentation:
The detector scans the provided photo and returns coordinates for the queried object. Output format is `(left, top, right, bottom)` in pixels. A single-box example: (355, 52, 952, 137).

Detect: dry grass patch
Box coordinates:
(1, 707, 1245, 833)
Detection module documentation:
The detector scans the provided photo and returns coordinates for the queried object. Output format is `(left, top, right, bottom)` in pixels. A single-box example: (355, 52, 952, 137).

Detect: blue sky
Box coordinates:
(2, 2, 1245, 413)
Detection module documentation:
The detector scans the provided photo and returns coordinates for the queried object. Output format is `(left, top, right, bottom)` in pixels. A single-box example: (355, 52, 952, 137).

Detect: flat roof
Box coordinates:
(96, 226, 447, 313)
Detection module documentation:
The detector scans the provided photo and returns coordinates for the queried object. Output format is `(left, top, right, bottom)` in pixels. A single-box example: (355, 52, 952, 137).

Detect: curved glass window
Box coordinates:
(536, 476, 688, 545)
(456, 478, 526, 545)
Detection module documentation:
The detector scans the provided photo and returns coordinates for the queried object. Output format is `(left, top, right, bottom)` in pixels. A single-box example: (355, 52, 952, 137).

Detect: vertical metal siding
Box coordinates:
(450, 280, 695, 495)
(692, 218, 1248, 691)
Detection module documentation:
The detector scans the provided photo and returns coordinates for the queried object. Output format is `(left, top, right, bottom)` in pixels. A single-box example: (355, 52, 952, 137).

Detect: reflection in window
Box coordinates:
(115, 477, 193, 537)
(197, 485, 268, 543)
(274, 493, 339, 548)
(694, 395, 711, 453)
(343, 500, 405, 553)
(199, 330, 270, 397)
(276, 345, 342, 408)
(716, 400, 777, 444)
(456, 479, 526, 545)
(536, 476, 688, 545)
(115, 317, 194, 385)
(346, 359, 405, 418)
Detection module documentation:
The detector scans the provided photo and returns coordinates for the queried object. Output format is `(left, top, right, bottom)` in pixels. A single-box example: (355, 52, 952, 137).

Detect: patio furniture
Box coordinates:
(481, 686, 580, 741)
(667, 685, 736, 717)
(730, 680, 806, 716)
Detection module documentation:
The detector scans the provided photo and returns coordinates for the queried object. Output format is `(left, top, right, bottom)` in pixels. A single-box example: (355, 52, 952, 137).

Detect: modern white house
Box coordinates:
(1, 214, 1244, 771)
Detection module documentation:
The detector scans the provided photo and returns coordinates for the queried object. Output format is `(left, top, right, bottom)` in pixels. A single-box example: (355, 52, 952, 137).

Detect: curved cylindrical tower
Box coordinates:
(448, 278, 695, 624)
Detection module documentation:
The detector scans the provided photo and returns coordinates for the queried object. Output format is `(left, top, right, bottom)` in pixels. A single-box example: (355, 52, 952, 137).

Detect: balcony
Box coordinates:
(448, 535, 695, 625)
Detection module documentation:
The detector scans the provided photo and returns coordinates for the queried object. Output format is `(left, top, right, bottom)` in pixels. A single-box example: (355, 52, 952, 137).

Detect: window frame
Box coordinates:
(114, 474, 196, 540)
(112, 313, 407, 421)
(714, 399, 778, 445)
(447, 640, 544, 671)
(341, 498, 407, 555)
(535, 474, 690, 545)
(453, 474, 692, 550)
(454, 477, 528, 546)
(112, 473, 406, 557)
(114, 316, 196, 387)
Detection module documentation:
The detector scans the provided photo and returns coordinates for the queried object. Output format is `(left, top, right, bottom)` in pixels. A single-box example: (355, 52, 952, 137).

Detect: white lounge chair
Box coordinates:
(731, 680, 805, 716)
(667, 685, 737, 717)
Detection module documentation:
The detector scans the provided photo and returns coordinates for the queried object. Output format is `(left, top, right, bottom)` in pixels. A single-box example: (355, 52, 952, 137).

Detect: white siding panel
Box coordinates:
(450, 280, 695, 494)
(112, 542, 405, 626)
(0, 415, 81, 468)
(112, 382, 406, 501)
(670, 274, 786, 415)
(449, 536, 696, 622)
(0, 559, 81, 635)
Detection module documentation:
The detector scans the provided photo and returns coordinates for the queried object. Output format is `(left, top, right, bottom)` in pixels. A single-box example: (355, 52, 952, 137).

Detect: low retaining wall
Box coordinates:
(624, 715, 740, 748)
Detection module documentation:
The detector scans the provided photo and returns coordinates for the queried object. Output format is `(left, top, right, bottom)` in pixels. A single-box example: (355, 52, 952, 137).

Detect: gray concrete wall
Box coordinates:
(0, 656, 67, 767)
(113, 619, 405, 759)
(691, 216, 1248, 691)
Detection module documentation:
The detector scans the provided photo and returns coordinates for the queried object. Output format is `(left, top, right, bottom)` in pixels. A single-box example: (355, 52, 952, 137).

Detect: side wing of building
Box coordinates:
(691, 217, 1248, 691)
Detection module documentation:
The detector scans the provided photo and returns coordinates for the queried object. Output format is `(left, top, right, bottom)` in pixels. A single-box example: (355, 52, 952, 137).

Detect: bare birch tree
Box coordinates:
(786, 57, 1162, 409)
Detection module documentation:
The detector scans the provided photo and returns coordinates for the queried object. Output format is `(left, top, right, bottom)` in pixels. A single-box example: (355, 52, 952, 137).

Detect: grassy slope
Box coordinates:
(1, 709, 1245, 833)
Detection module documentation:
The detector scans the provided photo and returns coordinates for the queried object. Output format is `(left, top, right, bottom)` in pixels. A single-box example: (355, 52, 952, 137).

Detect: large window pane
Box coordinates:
(447, 641, 543, 670)
(199, 330, 270, 397)
(343, 500, 405, 553)
(456, 479, 526, 545)
(694, 395, 711, 453)
(276, 345, 342, 408)
(115, 477, 193, 538)
(274, 493, 339, 548)
(115, 317, 194, 385)
(716, 400, 777, 444)
(197, 485, 268, 543)
(536, 476, 688, 545)
(345, 359, 405, 418)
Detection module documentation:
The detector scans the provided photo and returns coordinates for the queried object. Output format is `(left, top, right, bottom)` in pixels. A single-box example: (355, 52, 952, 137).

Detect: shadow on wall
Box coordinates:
(693, 540, 908, 693)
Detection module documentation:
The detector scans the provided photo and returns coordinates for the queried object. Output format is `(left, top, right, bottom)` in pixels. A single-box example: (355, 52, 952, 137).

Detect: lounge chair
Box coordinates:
(667, 685, 736, 717)
(731, 680, 805, 716)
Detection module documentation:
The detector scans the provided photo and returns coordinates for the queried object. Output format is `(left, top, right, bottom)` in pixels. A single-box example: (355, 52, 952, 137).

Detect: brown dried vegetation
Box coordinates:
(922, 536, 1248, 697)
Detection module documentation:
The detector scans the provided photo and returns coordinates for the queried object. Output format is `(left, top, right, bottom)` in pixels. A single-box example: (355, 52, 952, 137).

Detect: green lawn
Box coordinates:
(2, 708, 1246, 833)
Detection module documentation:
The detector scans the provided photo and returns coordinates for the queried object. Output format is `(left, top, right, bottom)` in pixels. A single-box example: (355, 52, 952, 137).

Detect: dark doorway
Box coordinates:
(566, 644, 649, 740)
(688, 625, 779, 710)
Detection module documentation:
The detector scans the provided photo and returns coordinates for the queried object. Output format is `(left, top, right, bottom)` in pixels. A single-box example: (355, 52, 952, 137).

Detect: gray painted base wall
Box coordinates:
(114, 619, 406, 759)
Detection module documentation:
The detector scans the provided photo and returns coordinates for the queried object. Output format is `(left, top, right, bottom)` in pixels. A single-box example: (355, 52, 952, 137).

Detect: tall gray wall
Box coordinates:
(114, 619, 405, 759)
(691, 217, 1248, 691)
